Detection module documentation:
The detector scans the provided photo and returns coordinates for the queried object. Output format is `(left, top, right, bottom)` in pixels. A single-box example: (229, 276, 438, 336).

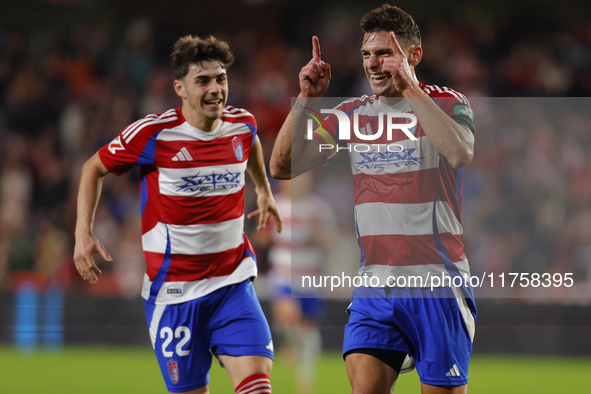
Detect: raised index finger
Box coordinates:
(388, 31, 406, 56)
(312, 36, 321, 60)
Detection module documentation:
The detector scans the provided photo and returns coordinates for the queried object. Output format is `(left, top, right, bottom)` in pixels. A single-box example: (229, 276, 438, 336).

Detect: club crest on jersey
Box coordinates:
(168, 360, 180, 384)
(232, 136, 243, 161)
(108, 136, 125, 154)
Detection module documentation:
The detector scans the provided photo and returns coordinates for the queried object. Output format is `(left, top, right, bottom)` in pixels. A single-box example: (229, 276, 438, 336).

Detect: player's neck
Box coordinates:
(379, 95, 405, 106)
(181, 106, 220, 132)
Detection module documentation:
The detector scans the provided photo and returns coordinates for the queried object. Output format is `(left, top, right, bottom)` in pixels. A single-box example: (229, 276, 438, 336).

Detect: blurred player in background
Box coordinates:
(270, 4, 476, 394)
(268, 172, 336, 393)
(74, 35, 282, 394)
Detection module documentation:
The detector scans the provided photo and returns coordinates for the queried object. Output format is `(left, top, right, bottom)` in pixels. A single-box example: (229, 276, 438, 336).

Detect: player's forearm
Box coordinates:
(403, 86, 474, 169)
(269, 112, 293, 179)
(75, 153, 109, 238)
(270, 98, 326, 179)
(247, 136, 273, 195)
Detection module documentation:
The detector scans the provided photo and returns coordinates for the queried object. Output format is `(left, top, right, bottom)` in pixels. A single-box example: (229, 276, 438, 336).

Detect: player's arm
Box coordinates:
(270, 36, 332, 180)
(247, 135, 283, 233)
(381, 32, 474, 169)
(73, 152, 113, 284)
(403, 92, 473, 169)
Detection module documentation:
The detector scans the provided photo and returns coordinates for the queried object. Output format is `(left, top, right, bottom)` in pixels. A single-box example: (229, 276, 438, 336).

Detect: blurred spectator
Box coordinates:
(266, 174, 337, 393)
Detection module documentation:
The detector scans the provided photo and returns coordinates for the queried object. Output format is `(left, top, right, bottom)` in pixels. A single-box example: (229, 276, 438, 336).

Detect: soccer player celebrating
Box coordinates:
(271, 4, 476, 394)
(74, 35, 282, 394)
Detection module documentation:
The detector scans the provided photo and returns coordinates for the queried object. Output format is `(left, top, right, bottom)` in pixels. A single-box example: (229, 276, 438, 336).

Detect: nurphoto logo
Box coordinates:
(301, 104, 418, 153)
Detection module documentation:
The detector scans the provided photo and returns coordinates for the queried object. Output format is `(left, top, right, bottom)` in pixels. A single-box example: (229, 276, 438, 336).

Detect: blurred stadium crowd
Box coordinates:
(1, 0, 591, 300)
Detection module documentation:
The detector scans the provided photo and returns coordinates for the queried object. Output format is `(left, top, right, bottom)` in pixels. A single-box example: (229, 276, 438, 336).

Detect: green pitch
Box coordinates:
(1, 346, 590, 393)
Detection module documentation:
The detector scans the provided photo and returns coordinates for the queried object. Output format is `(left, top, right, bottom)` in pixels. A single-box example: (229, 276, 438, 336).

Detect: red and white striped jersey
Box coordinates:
(99, 106, 259, 304)
(318, 83, 475, 286)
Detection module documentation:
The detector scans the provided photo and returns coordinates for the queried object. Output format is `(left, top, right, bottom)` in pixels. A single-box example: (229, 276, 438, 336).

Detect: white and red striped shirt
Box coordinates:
(318, 83, 475, 286)
(99, 106, 259, 304)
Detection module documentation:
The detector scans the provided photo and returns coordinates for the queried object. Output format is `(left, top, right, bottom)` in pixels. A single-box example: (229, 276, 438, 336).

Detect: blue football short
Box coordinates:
(343, 287, 476, 386)
(144, 280, 273, 392)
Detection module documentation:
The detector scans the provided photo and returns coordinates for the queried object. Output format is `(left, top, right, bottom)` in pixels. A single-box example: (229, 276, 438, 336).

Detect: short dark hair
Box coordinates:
(360, 4, 421, 47)
(170, 35, 234, 80)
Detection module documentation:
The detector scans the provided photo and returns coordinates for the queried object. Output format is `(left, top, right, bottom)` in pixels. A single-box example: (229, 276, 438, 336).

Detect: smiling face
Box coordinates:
(174, 60, 228, 131)
(361, 30, 412, 98)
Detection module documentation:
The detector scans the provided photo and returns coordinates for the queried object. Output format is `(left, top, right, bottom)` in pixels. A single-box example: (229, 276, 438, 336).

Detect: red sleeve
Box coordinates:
(99, 110, 181, 175)
(99, 133, 143, 176)
(426, 87, 475, 133)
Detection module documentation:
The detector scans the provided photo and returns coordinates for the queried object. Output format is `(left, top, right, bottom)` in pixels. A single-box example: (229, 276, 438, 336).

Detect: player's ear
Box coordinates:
(409, 46, 423, 67)
(174, 79, 186, 99)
